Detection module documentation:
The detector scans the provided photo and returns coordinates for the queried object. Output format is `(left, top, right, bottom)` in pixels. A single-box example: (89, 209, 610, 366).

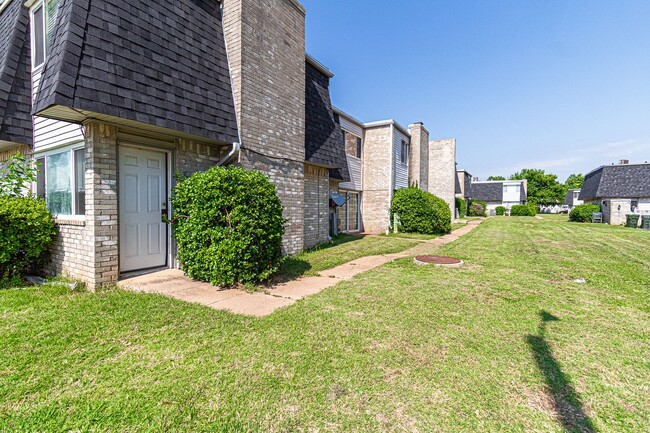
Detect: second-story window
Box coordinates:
(401, 141, 409, 164)
(356, 137, 362, 158)
(31, 0, 61, 68)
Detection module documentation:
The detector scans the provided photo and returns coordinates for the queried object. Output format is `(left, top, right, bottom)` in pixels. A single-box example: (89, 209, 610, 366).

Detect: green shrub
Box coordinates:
(569, 204, 601, 223)
(511, 204, 535, 216)
(391, 187, 451, 235)
(468, 200, 486, 217)
(496, 206, 506, 216)
(455, 197, 467, 218)
(0, 196, 57, 281)
(527, 202, 539, 216)
(0, 153, 39, 198)
(170, 166, 285, 286)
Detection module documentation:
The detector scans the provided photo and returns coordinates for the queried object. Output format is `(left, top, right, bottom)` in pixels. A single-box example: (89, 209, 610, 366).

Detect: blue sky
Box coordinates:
(300, 0, 650, 182)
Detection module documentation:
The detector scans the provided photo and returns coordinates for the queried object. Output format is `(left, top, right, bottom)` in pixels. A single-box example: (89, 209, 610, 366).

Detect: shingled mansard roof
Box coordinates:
(564, 189, 580, 206)
(33, 0, 238, 144)
(471, 182, 503, 202)
(580, 163, 650, 200)
(455, 173, 462, 194)
(305, 57, 350, 181)
(0, 0, 33, 147)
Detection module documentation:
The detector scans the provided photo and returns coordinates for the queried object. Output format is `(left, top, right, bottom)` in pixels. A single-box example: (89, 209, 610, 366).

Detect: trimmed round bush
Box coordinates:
(569, 204, 601, 223)
(171, 166, 285, 286)
(0, 196, 56, 281)
(391, 187, 451, 235)
(455, 197, 466, 219)
(510, 204, 534, 216)
(468, 200, 486, 217)
(496, 206, 506, 216)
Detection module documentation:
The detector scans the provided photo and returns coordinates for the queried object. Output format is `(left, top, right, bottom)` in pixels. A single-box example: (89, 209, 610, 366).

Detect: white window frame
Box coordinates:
(401, 140, 409, 165)
(29, 0, 60, 71)
(35, 142, 86, 220)
(0, 1, 12, 14)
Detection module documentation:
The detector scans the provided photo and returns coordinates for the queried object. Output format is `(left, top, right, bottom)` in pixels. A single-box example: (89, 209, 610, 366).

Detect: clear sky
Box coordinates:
(300, 0, 650, 182)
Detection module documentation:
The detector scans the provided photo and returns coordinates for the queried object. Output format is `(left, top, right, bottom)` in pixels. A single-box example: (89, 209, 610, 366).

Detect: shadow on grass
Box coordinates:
(270, 234, 367, 283)
(527, 311, 597, 433)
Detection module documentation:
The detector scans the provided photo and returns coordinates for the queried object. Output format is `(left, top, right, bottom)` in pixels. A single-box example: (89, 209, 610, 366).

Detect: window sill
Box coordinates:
(54, 216, 86, 227)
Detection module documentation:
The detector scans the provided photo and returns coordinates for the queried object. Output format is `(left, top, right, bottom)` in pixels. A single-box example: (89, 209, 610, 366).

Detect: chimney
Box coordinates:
(619, 159, 629, 165)
(407, 122, 430, 191)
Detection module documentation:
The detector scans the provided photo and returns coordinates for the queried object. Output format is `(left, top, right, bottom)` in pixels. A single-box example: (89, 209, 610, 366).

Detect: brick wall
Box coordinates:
(175, 139, 229, 177)
(303, 164, 330, 248)
(46, 221, 93, 281)
(603, 199, 631, 226)
(223, 0, 307, 254)
(408, 123, 429, 191)
(429, 139, 457, 221)
(362, 125, 392, 233)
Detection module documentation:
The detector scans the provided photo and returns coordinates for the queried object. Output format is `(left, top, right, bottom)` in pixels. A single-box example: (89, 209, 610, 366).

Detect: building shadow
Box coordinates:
(526, 311, 597, 433)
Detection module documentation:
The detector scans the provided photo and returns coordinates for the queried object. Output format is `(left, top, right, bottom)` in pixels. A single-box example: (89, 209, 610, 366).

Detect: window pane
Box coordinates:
(74, 148, 85, 215)
(356, 137, 362, 158)
(33, 6, 45, 66)
(45, 0, 60, 55)
(348, 193, 359, 231)
(46, 151, 72, 215)
(337, 198, 346, 233)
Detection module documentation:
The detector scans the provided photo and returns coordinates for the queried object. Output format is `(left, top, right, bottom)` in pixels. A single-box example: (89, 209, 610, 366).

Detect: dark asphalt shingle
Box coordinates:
(471, 182, 503, 202)
(0, 0, 32, 146)
(33, 0, 238, 144)
(580, 164, 650, 200)
(305, 60, 349, 181)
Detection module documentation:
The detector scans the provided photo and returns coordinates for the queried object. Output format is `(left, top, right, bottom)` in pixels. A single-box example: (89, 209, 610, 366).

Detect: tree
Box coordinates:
(509, 168, 567, 205)
(0, 153, 39, 198)
(487, 175, 506, 181)
(565, 173, 585, 189)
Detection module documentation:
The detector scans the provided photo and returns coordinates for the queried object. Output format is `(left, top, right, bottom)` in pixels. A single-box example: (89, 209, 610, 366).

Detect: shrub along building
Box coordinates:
(470, 179, 528, 213)
(580, 161, 650, 225)
(0, 0, 458, 287)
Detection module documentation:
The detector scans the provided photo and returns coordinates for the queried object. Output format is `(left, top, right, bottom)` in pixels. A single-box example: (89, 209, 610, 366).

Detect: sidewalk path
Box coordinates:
(119, 219, 485, 317)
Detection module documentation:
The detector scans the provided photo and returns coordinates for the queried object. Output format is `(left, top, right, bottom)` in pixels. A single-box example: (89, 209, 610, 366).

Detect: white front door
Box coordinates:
(119, 147, 168, 272)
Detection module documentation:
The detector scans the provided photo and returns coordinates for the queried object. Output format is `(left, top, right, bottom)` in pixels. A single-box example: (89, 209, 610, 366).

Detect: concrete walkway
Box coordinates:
(119, 219, 484, 317)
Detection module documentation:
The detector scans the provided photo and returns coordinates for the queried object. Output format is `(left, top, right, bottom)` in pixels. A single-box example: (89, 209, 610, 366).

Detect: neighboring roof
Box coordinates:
(580, 163, 650, 200)
(455, 173, 462, 194)
(564, 189, 580, 206)
(306, 54, 333, 78)
(471, 182, 503, 202)
(0, 0, 32, 148)
(332, 106, 364, 128)
(33, 0, 239, 144)
(305, 60, 349, 181)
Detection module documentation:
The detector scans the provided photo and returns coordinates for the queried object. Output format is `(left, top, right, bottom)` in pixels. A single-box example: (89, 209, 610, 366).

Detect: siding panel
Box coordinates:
(393, 128, 409, 190)
(339, 156, 362, 191)
(33, 68, 84, 151)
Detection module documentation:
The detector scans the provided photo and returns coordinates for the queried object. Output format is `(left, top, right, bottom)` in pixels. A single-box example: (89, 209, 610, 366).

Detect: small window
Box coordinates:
(356, 137, 362, 158)
(38, 146, 85, 216)
(31, 0, 61, 68)
(32, 5, 45, 66)
(401, 141, 409, 164)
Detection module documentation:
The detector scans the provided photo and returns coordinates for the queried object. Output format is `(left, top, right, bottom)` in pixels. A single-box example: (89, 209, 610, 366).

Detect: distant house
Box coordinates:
(580, 161, 650, 225)
(470, 179, 528, 212)
(563, 189, 583, 211)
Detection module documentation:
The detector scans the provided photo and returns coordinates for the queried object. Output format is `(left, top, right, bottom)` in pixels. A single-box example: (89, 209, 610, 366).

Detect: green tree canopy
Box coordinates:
(487, 176, 506, 181)
(565, 173, 585, 189)
(509, 168, 567, 205)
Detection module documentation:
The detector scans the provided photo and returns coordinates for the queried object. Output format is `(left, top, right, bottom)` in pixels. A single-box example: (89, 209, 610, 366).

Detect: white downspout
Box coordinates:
(216, 141, 241, 166)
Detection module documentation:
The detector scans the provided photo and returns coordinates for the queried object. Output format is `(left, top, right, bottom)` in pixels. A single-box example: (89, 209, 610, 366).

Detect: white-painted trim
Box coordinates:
(365, 119, 411, 137)
(333, 106, 364, 128)
(306, 54, 334, 78)
(0, 0, 12, 13)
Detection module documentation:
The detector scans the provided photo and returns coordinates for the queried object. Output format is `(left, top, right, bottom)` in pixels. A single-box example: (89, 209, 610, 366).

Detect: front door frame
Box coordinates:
(117, 142, 174, 275)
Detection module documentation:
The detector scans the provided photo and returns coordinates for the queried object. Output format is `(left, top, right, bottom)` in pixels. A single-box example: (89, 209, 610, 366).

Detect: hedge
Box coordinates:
(455, 197, 467, 219)
(0, 196, 56, 282)
(391, 187, 451, 234)
(170, 166, 285, 286)
(468, 200, 486, 217)
(569, 204, 601, 223)
(511, 204, 534, 216)
(496, 206, 506, 216)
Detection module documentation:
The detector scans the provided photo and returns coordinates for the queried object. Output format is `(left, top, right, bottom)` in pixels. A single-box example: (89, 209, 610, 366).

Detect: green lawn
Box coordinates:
(380, 231, 441, 240)
(277, 234, 417, 280)
(1, 218, 648, 432)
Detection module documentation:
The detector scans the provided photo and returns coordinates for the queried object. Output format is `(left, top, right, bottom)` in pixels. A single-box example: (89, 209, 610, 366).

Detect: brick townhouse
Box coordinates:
(333, 108, 457, 234)
(0, 0, 457, 287)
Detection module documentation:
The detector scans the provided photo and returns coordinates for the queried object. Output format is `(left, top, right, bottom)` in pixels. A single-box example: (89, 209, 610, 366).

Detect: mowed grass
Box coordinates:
(1, 218, 649, 432)
(277, 234, 417, 279)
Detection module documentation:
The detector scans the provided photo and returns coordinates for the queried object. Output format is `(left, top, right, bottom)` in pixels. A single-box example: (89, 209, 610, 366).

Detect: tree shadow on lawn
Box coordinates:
(269, 234, 367, 283)
(526, 311, 597, 433)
